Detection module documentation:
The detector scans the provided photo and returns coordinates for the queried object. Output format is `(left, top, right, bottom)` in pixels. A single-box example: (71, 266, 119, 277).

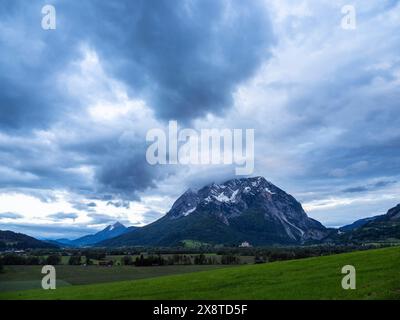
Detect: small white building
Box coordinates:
(239, 241, 252, 248)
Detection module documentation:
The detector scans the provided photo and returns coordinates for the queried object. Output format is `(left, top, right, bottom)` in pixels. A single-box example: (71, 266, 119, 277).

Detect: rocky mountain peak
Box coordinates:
(108, 222, 125, 231)
(169, 176, 282, 217)
(166, 176, 326, 242)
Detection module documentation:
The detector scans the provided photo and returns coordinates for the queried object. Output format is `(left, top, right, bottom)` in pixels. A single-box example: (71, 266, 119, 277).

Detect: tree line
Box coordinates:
(0, 254, 62, 266)
(122, 254, 240, 266)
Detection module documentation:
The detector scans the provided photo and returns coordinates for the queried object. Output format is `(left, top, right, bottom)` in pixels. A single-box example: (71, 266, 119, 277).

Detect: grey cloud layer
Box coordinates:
(0, 212, 23, 219)
(62, 0, 273, 121)
(0, 0, 399, 233)
(47, 212, 78, 221)
(0, 0, 273, 199)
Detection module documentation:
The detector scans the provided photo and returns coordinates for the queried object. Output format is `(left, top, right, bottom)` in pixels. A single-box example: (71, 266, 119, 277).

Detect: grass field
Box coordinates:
(0, 265, 232, 292)
(0, 246, 399, 300)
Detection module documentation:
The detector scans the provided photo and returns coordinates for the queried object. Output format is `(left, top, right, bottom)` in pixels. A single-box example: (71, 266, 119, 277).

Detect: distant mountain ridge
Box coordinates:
(0, 230, 57, 250)
(99, 177, 328, 247)
(332, 204, 400, 243)
(339, 215, 384, 232)
(2, 183, 398, 249)
(55, 222, 132, 247)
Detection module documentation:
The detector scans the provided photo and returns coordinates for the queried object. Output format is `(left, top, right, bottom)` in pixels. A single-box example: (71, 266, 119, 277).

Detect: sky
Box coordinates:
(0, 0, 399, 239)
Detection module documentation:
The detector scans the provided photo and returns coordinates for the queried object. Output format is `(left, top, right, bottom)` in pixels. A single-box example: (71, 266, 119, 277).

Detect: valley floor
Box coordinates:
(0, 246, 399, 300)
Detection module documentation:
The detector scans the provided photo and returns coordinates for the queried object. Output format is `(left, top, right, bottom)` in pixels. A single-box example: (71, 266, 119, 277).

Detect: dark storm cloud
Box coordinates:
(1, 0, 273, 128)
(0, 1, 82, 132)
(107, 200, 130, 209)
(279, 56, 400, 187)
(1, 0, 399, 232)
(300, 134, 400, 183)
(0, 0, 273, 198)
(60, 132, 176, 199)
(96, 150, 171, 200)
(61, 0, 273, 121)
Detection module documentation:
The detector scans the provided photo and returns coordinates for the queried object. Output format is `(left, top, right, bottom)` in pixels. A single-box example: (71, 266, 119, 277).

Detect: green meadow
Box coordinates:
(1, 246, 399, 300)
(0, 264, 231, 292)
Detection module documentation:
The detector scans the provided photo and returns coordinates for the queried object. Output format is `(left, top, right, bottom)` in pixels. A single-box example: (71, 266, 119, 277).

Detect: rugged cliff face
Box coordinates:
(167, 176, 326, 242)
(100, 177, 327, 247)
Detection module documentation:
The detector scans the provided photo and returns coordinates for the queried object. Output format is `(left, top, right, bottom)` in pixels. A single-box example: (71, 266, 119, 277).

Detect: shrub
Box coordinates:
(221, 255, 240, 265)
(46, 254, 61, 265)
(68, 255, 82, 265)
(122, 255, 133, 265)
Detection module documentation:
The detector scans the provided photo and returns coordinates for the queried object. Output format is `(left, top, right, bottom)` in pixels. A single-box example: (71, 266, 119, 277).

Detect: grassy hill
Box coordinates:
(1, 246, 399, 300)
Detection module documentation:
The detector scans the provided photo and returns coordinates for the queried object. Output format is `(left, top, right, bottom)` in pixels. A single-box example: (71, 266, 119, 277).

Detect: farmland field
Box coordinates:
(1, 246, 399, 300)
(0, 264, 233, 292)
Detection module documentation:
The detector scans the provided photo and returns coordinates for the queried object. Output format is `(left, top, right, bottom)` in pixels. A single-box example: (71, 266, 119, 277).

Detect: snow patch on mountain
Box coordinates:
(214, 189, 239, 203)
(265, 187, 276, 195)
(182, 207, 197, 216)
(163, 176, 327, 243)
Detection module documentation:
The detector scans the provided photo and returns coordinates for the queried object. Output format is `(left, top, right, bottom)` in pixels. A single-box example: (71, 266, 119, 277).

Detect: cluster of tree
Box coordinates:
(134, 254, 166, 266)
(46, 255, 62, 265)
(0, 253, 101, 267)
(94, 244, 383, 261)
(81, 250, 106, 261)
(0, 255, 38, 265)
(1, 244, 385, 268)
(0, 259, 3, 273)
(123, 254, 193, 266)
(68, 255, 82, 265)
(194, 254, 219, 265)
(121, 253, 240, 266)
(165, 254, 222, 265)
(216, 244, 383, 263)
(169, 254, 193, 265)
(122, 255, 133, 265)
(107, 249, 142, 256)
(221, 255, 241, 265)
(0, 254, 62, 265)
(194, 254, 207, 265)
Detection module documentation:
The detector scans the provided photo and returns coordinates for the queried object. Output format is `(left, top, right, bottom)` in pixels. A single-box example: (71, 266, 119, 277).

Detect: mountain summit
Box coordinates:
(100, 177, 327, 247)
(167, 177, 326, 241)
(58, 222, 130, 247)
